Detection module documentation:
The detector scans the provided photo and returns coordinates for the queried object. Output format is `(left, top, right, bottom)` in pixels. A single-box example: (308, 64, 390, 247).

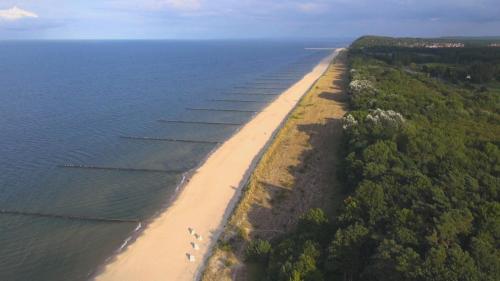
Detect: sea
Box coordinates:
(0, 40, 346, 281)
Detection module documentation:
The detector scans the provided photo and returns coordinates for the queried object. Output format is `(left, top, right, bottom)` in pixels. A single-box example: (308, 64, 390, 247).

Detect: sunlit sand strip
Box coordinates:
(95, 48, 342, 281)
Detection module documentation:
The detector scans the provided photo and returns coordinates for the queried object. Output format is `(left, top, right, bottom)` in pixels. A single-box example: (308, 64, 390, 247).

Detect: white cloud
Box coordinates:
(297, 2, 327, 13)
(162, 0, 202, 11)
(0, 6, 38, 21)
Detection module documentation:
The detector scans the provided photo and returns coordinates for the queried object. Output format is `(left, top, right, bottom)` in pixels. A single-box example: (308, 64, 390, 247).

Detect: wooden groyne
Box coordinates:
(265, 75, 300, 79)
(209, 99, 267, 103)
(273, 71, 303, 74)
(185, 108, 259, 113)
(223, 93, 280, 96)
(120, 136, 221, 144)
(255, 78, 295, 81)
(248, 82, 290, 86)
(157, 120, 243, 126)
(253, 87, 286, 90)
(276, 72, 304, 75)
(234, 86, 285, 90)
(59, 164, 183, 174)
(0, 209, 139, 223)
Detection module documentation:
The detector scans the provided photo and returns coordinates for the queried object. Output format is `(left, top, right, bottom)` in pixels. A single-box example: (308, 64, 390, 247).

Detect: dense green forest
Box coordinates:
(351, 35, 500, 48)
(246, 37, 500, 281)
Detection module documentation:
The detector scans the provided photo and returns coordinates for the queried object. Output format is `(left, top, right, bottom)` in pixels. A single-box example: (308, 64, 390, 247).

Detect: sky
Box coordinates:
(0, 0, 499, 39)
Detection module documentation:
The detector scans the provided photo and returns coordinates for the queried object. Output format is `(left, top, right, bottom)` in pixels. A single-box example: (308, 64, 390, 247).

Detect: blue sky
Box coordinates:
(0, 0, 499, 39)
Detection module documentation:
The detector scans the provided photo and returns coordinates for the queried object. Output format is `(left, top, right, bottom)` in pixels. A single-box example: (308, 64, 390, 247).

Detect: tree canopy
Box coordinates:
(247, 38, 500, 281)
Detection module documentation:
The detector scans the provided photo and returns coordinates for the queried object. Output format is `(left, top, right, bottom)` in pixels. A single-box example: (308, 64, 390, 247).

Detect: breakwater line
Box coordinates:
(58, 164, 183, 174)
(233, 86, 285, 90)
(222, 93, 280, 96)
(157, 120, 243, 126)
(209, 99, 268, 103)
(185, 108, 259, 113)
(248, 82, 290, 85)
(264, 75, 300, 78)
(256, 77, 295, 80)
(0, 209, 139, 224)
(119, 136, 222, 144)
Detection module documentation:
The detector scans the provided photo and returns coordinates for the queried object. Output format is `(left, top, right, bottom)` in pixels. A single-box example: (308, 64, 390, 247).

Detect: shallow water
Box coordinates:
(0, 40, 345, 280)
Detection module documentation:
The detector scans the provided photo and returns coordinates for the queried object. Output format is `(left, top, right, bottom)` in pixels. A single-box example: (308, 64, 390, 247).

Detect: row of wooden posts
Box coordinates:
(1, 62, 318, 224)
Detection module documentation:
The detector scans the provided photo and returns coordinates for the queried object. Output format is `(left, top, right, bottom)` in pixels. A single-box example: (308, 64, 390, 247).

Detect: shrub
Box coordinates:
(342, 114, 358, 130)
(348, 79, 376, 96)
(245, 239, 272, 263)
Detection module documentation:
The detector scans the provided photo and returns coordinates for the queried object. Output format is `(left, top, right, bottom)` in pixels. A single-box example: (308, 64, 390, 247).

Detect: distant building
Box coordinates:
(424, 43, 464, 48)
(397, 42, 465, 48)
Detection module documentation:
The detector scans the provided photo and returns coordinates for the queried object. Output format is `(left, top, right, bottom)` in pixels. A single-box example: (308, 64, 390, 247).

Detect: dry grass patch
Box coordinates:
(202, 51, 348, 281)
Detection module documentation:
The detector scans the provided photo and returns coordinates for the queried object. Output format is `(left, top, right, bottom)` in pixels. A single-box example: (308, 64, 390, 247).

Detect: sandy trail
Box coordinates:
(95, 49, 341, 281)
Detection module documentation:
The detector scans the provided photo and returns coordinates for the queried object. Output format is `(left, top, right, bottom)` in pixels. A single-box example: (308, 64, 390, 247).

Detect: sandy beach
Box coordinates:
(95, 49, 341, 281)
(203, 51, 347, 280)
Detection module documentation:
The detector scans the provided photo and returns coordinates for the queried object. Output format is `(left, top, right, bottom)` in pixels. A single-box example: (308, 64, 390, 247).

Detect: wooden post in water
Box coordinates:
(119, 136, 221, 144)
(157, 120, 243, 126)
(185, 108, 259, 113)
(59, 164, 183, 173)
(0, 209, 139, 223)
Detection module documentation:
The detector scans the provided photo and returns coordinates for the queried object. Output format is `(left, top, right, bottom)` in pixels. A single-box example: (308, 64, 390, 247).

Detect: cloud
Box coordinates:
(0, 6, 38, 21)
(162, 0, 202, 11)
(3, 0, 500, 39)
(297, 2, 325, 13)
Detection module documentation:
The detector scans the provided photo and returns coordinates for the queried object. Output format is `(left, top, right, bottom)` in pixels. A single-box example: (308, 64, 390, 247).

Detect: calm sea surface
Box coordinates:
(0, 40, 345, 280)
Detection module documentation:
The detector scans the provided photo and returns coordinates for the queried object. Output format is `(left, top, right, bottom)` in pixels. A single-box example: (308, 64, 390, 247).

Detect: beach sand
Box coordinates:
(203, 51, 348, 280)
(95, 49, 341, 281)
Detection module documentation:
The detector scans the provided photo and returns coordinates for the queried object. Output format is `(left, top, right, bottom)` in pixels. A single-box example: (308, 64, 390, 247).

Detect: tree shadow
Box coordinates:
(242, 61, 349, 243)
(319, 91, 349, 103)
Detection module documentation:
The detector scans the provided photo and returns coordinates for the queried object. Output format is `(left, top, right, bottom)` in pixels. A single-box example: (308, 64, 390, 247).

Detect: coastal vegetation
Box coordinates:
(351, 35, 500, 48)
(236, 37, 500, 281)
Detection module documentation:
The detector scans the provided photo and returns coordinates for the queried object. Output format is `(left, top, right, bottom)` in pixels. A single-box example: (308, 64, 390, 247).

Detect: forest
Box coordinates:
(245, 37, 500, 281)
(351, 35, 500, 48)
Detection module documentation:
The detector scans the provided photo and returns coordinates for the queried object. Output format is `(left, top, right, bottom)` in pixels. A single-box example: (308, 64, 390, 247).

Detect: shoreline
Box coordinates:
(95, 49, 341, 281)
(202, 51, 348, 280)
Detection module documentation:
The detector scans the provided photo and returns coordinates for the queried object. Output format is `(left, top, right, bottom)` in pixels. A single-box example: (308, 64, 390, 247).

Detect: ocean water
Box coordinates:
(0, 40, 344, 281)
